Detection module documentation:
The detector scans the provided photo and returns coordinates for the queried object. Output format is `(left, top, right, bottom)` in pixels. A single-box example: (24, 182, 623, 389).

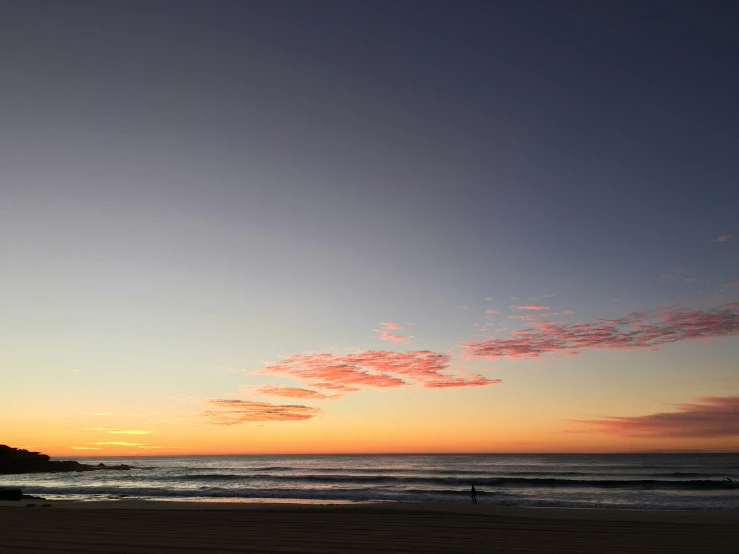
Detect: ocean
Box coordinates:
(2, 453, 738, 510)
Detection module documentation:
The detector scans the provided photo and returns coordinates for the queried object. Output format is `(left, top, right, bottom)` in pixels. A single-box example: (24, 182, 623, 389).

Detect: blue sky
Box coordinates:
(1, 1, 738, 453)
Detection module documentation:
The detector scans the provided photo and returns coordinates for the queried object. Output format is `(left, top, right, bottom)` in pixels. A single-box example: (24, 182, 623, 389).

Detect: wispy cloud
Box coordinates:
(88, 441, 146, 446)
(202, 399, 321, 425)
(86, 428, 152, 435)
(463, 302, 739, 359)
(374, 322, 412, 342)
(423, 374, 502, 388)
(256, 385, 335, 399)
(571, 396, 739, 438)
(83, 412, 147, 417)
(660, 268, 697, 284)
(511, 305, 550, 311)
(711, 235, 732, 243)
(258, 350, 499, 394)
(376, 330, 412, 342)
(71, 446, 102, 450)
(484, 297, 494, 301)
(485, 309, 498, 314)
(455, 305, 469, 310)
(508, 314, 539, 321)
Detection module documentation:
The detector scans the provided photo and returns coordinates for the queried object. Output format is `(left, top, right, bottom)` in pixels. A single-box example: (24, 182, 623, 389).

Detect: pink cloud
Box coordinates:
(711, 235, 732, 243)
(462, 302, 739, 359)
(571, 396, 739, 438)
(258, 350, 499, 394)
(376, 331, 411, 343)
(424, 375, 502, 388)
(485, 309, 498, 314)
(484, 297, 494, 301)
(562, 310, 574, 315)
(511, 305, 550, 311)
(380, 321, 401, 330)
(455, 305, 469, 310)
(203, 399, 321, 425)
(256, 385, 334, 400)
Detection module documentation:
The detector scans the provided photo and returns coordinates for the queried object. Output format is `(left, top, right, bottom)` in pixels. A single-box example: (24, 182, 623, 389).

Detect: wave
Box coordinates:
(645, 472, 717, 478)
(241, 466, 295, 472)
(21, 484, 484, 503)
(163, 473, 737, 491)
(167, 466, 734, 478)
(18, 482, 737, 512)
(486, 478, 737, 491)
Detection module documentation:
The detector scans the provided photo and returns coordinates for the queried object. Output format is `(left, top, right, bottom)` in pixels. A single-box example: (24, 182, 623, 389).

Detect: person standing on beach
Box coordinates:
(470, 484, 477, 504)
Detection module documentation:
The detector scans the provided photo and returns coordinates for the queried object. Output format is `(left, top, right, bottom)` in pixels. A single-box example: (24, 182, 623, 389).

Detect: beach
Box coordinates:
(1, 501, 738, 553)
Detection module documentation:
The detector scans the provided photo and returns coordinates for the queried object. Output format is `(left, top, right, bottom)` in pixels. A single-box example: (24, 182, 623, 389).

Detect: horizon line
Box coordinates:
(65, 450, 739, 457)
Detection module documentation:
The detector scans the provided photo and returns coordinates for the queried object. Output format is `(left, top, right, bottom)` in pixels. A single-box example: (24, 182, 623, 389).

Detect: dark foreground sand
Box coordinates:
(1, 500, 737, 553)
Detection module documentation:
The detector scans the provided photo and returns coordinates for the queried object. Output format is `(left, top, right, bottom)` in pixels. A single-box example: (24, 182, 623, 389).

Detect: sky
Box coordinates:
(1, 1, 738, 456)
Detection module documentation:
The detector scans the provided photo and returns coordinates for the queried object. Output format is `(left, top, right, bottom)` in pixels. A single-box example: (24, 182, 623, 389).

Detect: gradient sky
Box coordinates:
(2, 1, 738, 456)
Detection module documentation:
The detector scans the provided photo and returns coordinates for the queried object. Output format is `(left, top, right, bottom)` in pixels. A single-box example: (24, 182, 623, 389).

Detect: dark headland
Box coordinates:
(1, 445, 134, 501)
(0, 445, 132, 475)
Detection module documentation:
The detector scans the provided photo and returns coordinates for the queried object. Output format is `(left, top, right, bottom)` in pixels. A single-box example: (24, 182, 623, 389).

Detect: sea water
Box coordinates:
(2, 453, 737, 510)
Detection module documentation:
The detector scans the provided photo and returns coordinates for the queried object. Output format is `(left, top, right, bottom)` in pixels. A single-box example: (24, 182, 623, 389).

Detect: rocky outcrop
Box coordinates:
(0, 487, 23, 500)
(0, 445, 132, 475)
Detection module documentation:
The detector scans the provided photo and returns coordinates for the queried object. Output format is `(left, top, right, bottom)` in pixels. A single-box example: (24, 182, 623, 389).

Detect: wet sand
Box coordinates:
(1, 500, 737, 553)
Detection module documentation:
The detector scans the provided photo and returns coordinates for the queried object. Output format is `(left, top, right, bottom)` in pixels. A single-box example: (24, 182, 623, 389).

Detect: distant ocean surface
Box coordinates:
(3, 454, 738, 510)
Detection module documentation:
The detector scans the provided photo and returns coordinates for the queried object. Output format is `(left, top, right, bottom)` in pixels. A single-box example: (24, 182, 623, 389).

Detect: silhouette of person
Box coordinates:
(470, 484, 477, 504)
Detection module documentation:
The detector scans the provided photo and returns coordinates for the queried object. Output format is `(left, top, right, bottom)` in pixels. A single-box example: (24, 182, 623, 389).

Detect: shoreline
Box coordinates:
(3, 498, 738, 522)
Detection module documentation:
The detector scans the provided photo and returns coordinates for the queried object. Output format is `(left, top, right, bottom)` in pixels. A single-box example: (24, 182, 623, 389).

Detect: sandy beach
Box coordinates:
(1, 501, 737, 553)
